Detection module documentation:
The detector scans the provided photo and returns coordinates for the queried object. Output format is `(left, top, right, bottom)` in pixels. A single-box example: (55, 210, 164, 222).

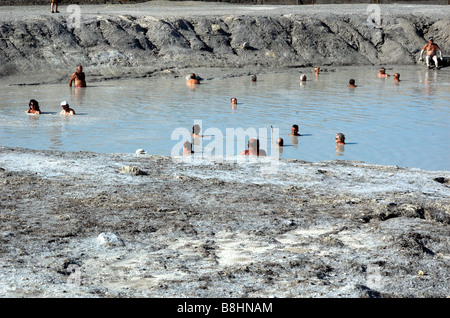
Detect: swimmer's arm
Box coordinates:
(419, 49, 424, 61)
(69, 73, 75, 87)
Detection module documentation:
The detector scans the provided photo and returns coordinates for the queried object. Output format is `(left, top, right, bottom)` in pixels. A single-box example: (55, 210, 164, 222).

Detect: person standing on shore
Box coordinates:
(69, 65, 87, 88)
(51, 0, 59, 14)
(419, 37, 442, 69)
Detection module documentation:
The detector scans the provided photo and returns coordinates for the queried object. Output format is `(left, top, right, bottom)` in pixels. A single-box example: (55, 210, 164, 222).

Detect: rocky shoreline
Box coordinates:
(0, 2, 449, 84)
(1, 2, 450, 299)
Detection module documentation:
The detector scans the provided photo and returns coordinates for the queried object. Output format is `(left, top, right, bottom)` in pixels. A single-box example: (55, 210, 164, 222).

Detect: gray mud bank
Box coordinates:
(0, 2, 449, 84)
(1, 147, 450, 297)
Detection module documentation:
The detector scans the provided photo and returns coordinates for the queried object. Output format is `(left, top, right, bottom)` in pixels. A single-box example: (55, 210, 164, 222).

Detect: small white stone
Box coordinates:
(136, 149, 146, 154)
(97, 232, 125, 247)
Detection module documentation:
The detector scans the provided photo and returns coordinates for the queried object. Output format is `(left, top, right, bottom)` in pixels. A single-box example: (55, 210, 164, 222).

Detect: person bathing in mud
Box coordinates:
(186, 73, 200, 85)
(69, 65, 87, 88)
(60, 101, 76, 115)
(26, 99, 41, 114)
(419, 37, 443, 69)
(335, 133, 346, 145)
(348, 79, 357, 88)
(191, 124, 203, 138)
(393, 73, 400, 82)
(183, 141, 194, 156)
(51, 0, 59, 13)
(289, 124, 301, 136)
(239, 138, 267, 156)
(378, 67, 390, 78)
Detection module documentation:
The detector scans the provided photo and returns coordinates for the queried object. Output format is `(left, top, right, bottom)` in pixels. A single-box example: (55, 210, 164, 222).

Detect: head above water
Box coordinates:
(335, 133, 345, 144)
(61, 101, 69, 107)
(277, 137, 284, 146)
(300, 74, 307, 81)
(248, 138, 260, 149)
(29, 99, 39, 109)
(192, 124, 201, 134)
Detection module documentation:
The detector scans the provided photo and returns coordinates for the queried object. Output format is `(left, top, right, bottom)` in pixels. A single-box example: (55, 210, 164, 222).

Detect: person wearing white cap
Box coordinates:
(60, 101, 76, 115)
(419, 37, 443, 69)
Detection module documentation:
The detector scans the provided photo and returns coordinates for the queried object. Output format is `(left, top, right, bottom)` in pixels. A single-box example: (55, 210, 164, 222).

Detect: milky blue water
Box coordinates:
(1, 67, 449, 171)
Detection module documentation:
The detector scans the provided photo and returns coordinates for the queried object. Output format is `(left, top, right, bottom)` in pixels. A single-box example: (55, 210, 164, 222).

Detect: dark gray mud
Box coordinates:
(0, 2, 449, 85)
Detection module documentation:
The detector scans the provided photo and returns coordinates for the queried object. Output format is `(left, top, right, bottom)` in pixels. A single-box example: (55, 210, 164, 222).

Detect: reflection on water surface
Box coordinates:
(1, 67, 449, 171)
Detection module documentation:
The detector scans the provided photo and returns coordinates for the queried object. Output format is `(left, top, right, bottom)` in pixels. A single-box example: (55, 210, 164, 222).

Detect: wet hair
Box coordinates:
(192, 124, 201, 134)
(300, 74, 307, 81)
(336, 133, 345, 143)
(231, 97, 237, 103)
(394, 73, 400, 79)
(292, 124, 299, 131)
(248, 138, 260, 149)
(349, 79, 356, 85)
(250, 74, 257, 82)
(29, 99, 40, 110)
(277, 137, 284, 146)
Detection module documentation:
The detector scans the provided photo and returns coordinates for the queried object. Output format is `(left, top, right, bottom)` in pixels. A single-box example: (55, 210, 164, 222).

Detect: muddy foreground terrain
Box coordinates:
(1, 146, 450, 298)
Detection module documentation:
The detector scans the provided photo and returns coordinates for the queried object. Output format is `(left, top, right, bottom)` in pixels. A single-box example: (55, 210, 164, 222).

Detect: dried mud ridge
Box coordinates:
(0, 4, 449, 82)
(1, 147, 450, 297)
